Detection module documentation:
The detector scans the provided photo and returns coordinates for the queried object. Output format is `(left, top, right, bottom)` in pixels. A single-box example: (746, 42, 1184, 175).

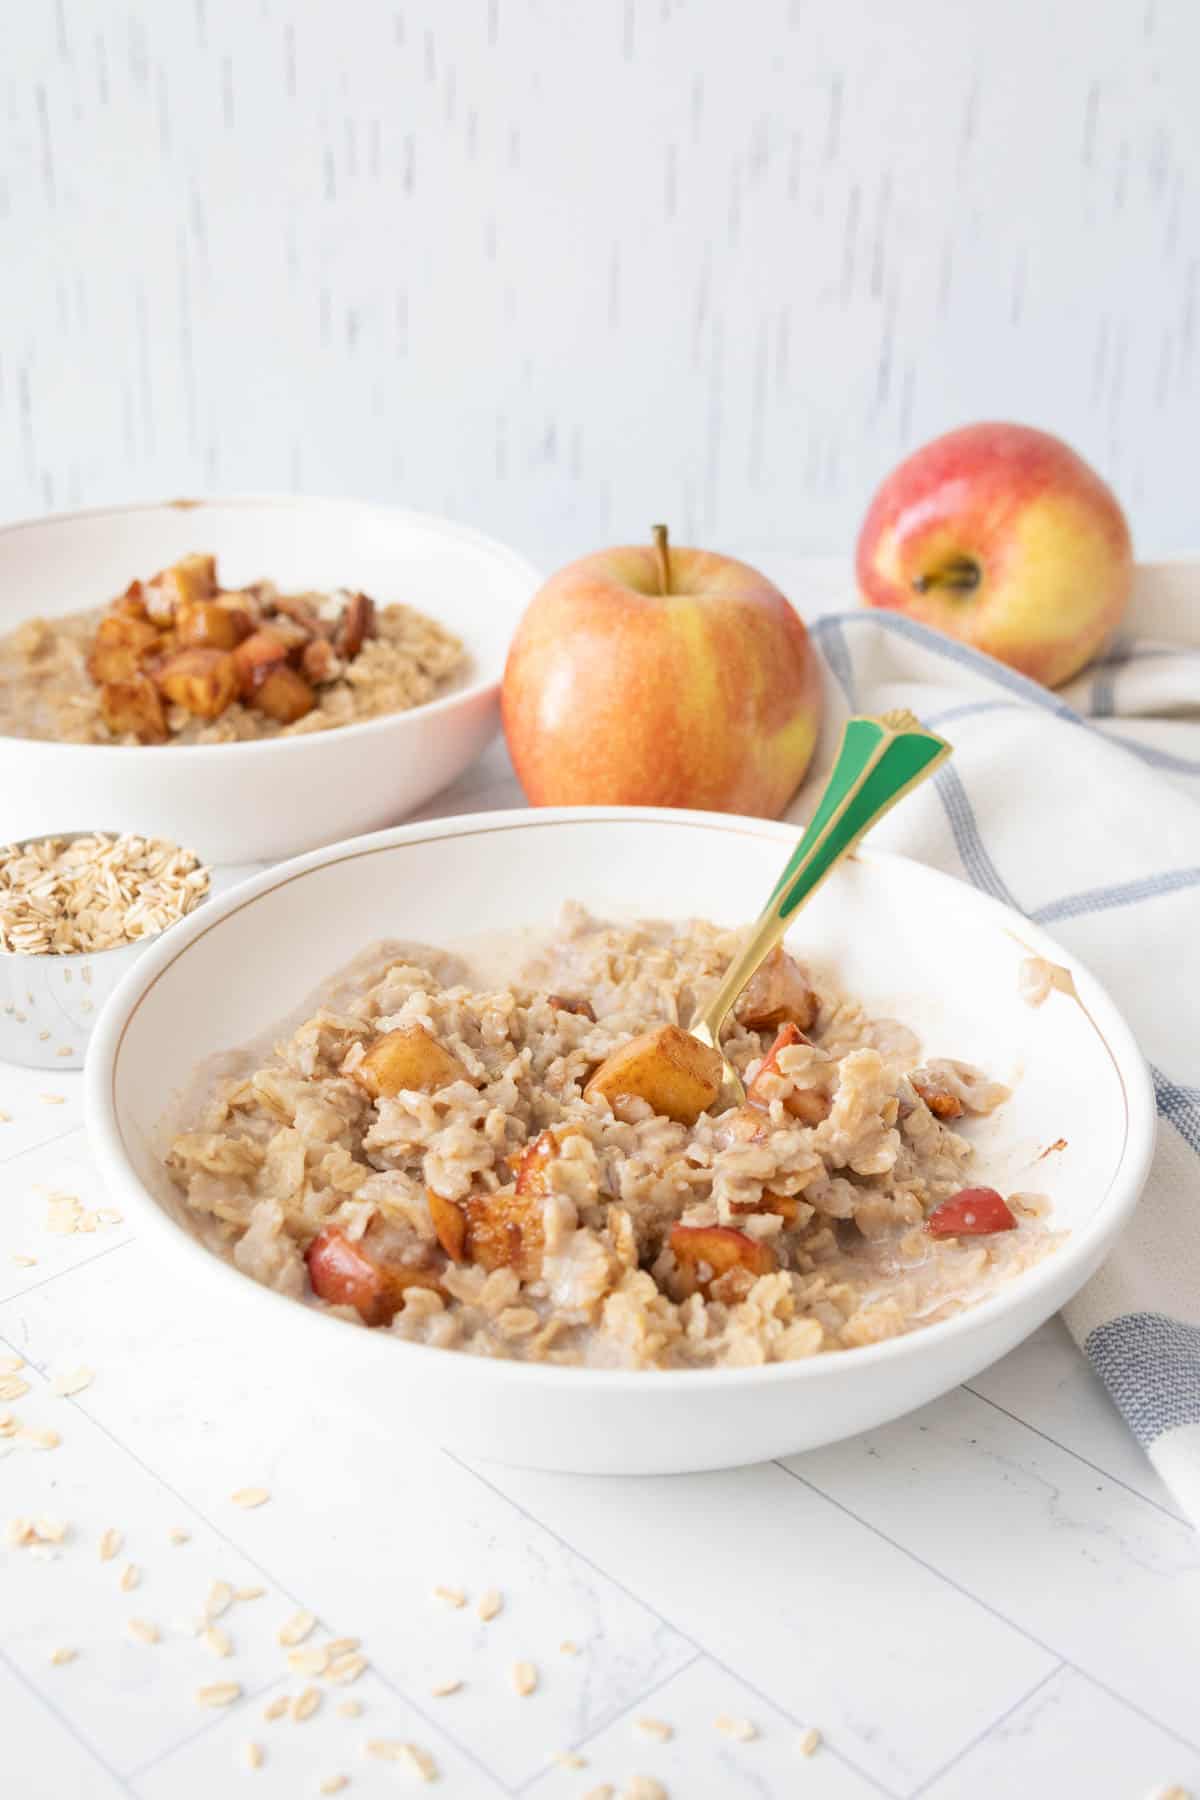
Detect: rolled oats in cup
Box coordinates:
(0, 832, 210, 1069)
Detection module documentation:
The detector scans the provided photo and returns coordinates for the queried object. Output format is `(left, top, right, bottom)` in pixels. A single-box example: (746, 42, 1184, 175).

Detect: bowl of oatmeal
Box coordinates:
(0, 496, 540, 862)
(85, 809, 1155, 1474)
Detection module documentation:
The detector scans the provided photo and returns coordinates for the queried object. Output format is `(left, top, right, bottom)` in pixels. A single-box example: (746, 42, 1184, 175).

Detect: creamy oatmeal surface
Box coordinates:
(162, 907, 1059, 1370)
(0, 552, 464, 746)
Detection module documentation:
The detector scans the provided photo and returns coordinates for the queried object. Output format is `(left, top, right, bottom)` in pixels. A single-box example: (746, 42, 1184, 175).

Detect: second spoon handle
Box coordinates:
(697, 708, 951, 1047)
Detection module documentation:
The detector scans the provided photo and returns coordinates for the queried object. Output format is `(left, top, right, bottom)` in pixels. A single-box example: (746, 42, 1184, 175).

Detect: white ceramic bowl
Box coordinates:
(0, 496, 540, 863)
(86, 809, 1155, 1475)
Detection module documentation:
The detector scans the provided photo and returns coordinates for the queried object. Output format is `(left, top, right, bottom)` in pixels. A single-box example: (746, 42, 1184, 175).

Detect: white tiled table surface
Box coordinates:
(5, 733, 1200, 1800)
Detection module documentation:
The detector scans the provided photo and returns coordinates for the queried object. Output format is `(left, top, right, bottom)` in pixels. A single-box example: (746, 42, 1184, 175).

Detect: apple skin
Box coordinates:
(856, 423, 1133, 689)
(501, 544, 823, 816)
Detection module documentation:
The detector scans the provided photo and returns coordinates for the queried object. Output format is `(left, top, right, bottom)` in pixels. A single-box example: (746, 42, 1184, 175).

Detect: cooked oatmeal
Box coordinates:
(0, 552, 464, 745)
(162, 908, 1059, 1369)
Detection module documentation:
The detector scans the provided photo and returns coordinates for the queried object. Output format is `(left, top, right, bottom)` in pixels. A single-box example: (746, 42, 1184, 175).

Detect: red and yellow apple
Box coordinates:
(502, 529, 822, 816)
(856, 423, 1132, 688)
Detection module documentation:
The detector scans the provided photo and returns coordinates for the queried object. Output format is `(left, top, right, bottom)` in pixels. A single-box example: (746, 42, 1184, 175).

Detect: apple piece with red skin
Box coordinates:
(856, 423, 1132, 689)
(502, 527, 822, 816)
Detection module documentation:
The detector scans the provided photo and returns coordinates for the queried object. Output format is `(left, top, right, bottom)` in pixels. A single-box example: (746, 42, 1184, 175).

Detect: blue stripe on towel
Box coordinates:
(1085, 1312, 1200, 1444)
(1032, 867, 1200, 925)
(932, 762, 1021, 907)
(809, 616, 857, 709)
(1152, 1065, 1200, 1156)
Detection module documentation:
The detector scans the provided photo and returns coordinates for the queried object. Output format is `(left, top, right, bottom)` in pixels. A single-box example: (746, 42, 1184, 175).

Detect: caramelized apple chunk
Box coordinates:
(99, 675, 168, 743)
(745, 1022, 831, 1126)
(86, 612, 163, 683)
(427, 1188, 467, 1261)
(176, 598, 248, 652)
(668, 1224, 777, 1299)
(334, 591, 377, 660)
(352, 1025, 471, 1100)
(462, 1185, 546, 1280)
(155, 648, 240, 720)
(156, 552, 217, 608)
(255, 665, 315, 724)
(736, 945, 818, 1034)
(910, 1074, 965, 1120)
(731, 1189, 802, 1223)
(306, 1222, 443, 1325)
(233, 629, 291, 699)
(584, 1024, 722, 1124)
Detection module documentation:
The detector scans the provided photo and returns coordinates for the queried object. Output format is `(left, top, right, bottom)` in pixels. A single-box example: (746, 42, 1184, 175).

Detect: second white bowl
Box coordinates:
(0, 495, 540, 862)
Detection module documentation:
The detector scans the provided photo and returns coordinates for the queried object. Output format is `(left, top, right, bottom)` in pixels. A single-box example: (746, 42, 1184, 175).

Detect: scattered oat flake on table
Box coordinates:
(49, 1647, 77, 1666)
(433, 1583, 466, 1607)
(127, 1618, 159, 1645)
(168, 1527, 190, 1545)
(0, 1375, 30, 1401)
(324, 1636, 359, 1657)
(119, 1562, 140, 1592)
(477, 1587, 503, 1621)
(263, 1695, 290, 1722)
(242, 1742, 264, 1771)
(6, 1517, 34, 1546)
(204, 1626, 233, 1658)
(1147, 1789, 1192, 1800)
(636, 1717, 673, 1742)
(231, 1485, 270, 1508)
(21, 1425, 62, 1450)
(40, 1094, 65, 1105)
(206, 1579, 234, 1619)
(559, 1639, 580, 1655)
(0, 1354, 24, 1374)
(511, 1660, 538, 1697)
(0, 1412, 18, 1437)
(337, 1699, 362, 1719)
(11, 1254, 36, 1267)
(583, 1787, 615, 1800)
(33, 1517, 68, 1543)
(50, 1367, 93, 1397)
(319, 1779, 348, 1796)
(99, 1527, 123, 1561)
(550, 1750, 587, 1770)
(236, 1583, 265, 1600)
(327, 1651, 367, 1684)
(287, 1645, 329, 1676)
(622, 1780, 667, 1800)
(430, 1677, 462, 1696)
(715, 1715, 756, 1742)
(197, 1680, 242, 1707)
(290, 1686, 322, 1722)
(277, 1608, 316, 1645)
(797, 1726, 822, 1756)
(362, 1742, 438, 1783)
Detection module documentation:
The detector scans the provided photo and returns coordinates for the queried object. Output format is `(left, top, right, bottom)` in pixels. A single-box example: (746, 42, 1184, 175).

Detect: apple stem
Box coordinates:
(651, 523, 672, 596)
(912, 555, 981, 596)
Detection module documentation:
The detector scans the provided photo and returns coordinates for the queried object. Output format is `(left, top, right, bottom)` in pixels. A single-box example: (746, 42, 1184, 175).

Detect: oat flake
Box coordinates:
(511, 1660, 538, 1697)
(477, 1587, 503, 1621)
(196, 1681, 242, 1707)
(231, 1485, 270, 1509)
(798, 1726, 822, 1756)
(277, 1608, 316, 1646)
(99, 1527, 122, 1562)
(715, 1715, 756, 1742)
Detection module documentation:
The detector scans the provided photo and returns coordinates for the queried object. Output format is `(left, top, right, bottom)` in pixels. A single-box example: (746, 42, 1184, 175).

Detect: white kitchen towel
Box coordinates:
(792, 564, 1200, 1525)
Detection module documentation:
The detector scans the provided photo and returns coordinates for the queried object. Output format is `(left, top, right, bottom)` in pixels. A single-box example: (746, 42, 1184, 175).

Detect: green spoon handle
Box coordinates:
(697, 709, 951, 1046)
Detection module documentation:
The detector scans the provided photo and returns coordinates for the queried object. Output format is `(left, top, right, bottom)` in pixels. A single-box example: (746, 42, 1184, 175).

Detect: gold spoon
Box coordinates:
(693, 709, 951, 1106)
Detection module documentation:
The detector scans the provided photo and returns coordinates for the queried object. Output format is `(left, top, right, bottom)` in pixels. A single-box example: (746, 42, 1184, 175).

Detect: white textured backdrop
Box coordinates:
(2, 0, 1197, 568)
